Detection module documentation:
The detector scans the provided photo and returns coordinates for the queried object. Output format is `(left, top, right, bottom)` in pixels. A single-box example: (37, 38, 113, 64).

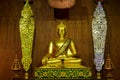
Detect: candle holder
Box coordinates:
(11, 54, 21, 79)
(104, 53, 114, 79)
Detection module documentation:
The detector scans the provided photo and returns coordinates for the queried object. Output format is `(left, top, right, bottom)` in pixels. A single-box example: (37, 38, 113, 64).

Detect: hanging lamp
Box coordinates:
(48, 0, 76, 9)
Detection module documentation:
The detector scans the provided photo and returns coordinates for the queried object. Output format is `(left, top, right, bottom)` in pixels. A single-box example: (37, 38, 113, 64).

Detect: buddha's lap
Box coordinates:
(40, 58, 86, 68)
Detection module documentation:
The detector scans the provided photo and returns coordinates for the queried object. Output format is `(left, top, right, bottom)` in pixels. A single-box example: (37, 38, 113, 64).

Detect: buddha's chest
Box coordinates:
(54, 40, 66, 49)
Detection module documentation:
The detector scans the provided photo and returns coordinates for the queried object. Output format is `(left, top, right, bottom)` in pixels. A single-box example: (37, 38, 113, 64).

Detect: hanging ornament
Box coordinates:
(19, 0, 35, 79)
(92, 1, 107, 79)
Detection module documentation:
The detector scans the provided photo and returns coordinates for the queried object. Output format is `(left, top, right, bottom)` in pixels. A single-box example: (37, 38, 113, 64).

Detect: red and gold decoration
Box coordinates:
(48, 0, 76, 9)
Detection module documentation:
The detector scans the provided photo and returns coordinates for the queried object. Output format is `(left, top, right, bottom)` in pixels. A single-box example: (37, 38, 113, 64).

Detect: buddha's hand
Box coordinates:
(42, 58, 48, 66)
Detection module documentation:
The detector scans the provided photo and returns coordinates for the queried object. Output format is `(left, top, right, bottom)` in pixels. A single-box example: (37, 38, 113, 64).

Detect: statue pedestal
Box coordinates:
(34, 68, 92, 79)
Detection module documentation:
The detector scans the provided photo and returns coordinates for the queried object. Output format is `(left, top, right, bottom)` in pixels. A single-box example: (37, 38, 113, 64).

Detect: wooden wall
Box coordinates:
(0, 0, 120, 80)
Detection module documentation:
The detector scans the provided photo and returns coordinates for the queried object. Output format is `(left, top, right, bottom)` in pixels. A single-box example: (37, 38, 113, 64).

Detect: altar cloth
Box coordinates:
(35, 68, 92, 79)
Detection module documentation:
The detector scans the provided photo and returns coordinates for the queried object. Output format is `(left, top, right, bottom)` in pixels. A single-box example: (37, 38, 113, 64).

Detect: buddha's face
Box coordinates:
(58, 27, 66, 38)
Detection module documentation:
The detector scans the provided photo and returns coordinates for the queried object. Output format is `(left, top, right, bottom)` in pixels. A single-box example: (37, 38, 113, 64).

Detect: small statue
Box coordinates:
(40, 22, 86, 68)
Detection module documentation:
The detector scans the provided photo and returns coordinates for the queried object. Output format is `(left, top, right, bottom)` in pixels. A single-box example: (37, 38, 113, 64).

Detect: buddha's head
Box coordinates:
(57, 22, 67, 39)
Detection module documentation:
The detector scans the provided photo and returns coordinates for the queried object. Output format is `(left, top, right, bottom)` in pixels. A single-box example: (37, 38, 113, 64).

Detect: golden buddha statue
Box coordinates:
(40, 22, 86, 68)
